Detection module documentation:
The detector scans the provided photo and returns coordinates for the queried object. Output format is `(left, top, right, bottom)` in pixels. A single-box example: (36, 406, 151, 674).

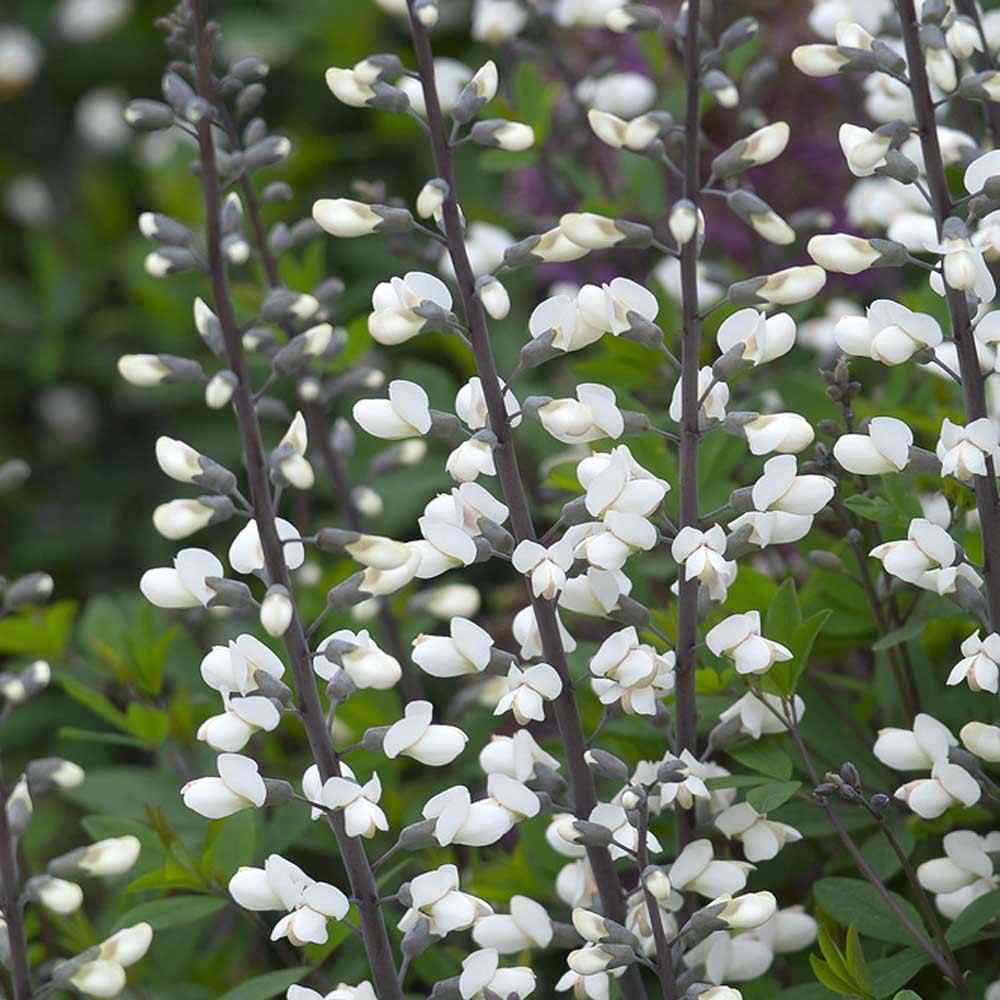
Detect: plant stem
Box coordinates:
(189, 7, 402, 997)
(636, 796, 677, 999)
(896, 0, 1000, 633)
(403, 6, 645, 998)
(673, 0, 703, 859)
(0, 760, 31, 1000)
(219, 111, 425, 705)
(867, 807, 967, 993)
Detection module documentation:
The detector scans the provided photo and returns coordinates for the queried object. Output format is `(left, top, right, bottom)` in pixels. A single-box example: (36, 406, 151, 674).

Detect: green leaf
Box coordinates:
(892, 993, 922, 999)
(844, 494, 908, 530)
(871, 951, 928, 997)
(58, 676, 128, 729)
(817, 927, 853, 986)
(747, 780, 802, 814)
(216, 968, 312, 1000)
(112, 894, 226, 933)
(944, 888, 1000, 947)
(0, 599, 77, 658)
(871, 620, 926, 652)
(123, 703, 170, 743)
(478, 149, 538, 173)
(809, 954, 858, 995)
(846, 926, 873, 995)
(814, 878, 927, 947)
(728, 736, 793, 780)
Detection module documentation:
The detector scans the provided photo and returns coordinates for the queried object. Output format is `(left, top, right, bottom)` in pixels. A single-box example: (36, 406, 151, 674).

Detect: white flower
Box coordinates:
(588, 802, 661, 860)
(555, 968, 614, 999)
(937, 417, 1000, 482)
(322, 773, 389, 838)
(456, 377, 520, 432)
(512, 603, 577, 657)
(383, 700, 467, 765)
(413, 514, 479, 579)
(715, 892, 779, 930)
(839, 123, 891, 177)
(459, 949, 535, 999)
(565, 516, 658, 572)
(181, 753, 267, 819)
(398, 864, 492, 938)
(229, 854, 349, 947)
(423, 774, 539, 846)
(947, 631, 1000, 694)
(746, 906, 818, 954)
(751, 454, 834, 516)
(512, 539, 575, 599)
(473, 895, 553, 953)
(316, 628, 403, 688)
(874, 713, 956, 771)
(715, 803, 802, 861)
(743, 413, 814, 455)
(836, 299, 943, 364)
(480, 730, 561, 782)
(29, 876, 83, 914)
(917, 830, 998, 896)
(642, 752, 710, 811)
(589, 626, 675, 716)
(473, 0, 529, 43)
(197, 695, 281, 752)
(669, 839, 753, 898)
(834, 416, 913, 474)
(577, 445, 669, 518)
(716, 309, 796, 366)
(412, 617, 493, 677)
(671, 526, 737, 602)
(441, 221, 516, 278)
(155, 436, 207, 484)
(719, 692, 805, 740)
(588, 108, 664, 151)
(69, 960, 127, 999)
(353, 380, 432, 439)
(669, 367, 729, 423)
(288, 985, 376, 1000)
(576, 278, 659, 336)
(398, 58, 472, 116)
(140, 548, 222, 609)
(528, 291, 605, 353)
(575, 72, 657, 117)
(808, 233, 885, 274)
(74, 836, 142, 876)
(706, 612, 792, 676)
(962, 721, 1000, 762)
(275, 412, 313, 489)
(152, 499, 216, 540)
(538, 384, 625, 444)
(201, 635, 285, 697)
(870, 518, 983, 595)
(494, 663, 563, 724)
(313, 199, 386, 238)
(928, 233, 997, 302)
(684, 929, 774, 984)
(369, 272, 453, 346)
(895, 762, 982, 819)
(229, 518, 305, 575)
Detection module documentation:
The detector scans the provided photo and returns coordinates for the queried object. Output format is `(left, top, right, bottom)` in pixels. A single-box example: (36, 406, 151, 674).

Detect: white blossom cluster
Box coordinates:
(100, 0, 1000, 996)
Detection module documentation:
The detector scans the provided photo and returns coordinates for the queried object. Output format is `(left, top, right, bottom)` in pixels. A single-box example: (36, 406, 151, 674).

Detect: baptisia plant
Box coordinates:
(104, 0, 1000, 996)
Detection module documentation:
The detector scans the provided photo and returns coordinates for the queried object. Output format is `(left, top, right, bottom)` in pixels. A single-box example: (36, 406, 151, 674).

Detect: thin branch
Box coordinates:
(188, 6, 402, 996)
(402, 6, 646, 998)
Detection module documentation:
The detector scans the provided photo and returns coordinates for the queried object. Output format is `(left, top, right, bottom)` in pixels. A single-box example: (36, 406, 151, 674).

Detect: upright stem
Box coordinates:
(223, 118, 424, 703)
(189, 7, 402, 997)
(636, 798, 676, 999)
(0, 764, 31, 1000)
(673, 0, 703, 856)
(896, 0, 1000, 632)
(403, 7, 645, 998)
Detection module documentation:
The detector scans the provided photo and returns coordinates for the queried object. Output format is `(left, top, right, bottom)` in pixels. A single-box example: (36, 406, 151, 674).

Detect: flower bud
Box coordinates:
(478, 276, 510, 319)
(470, 119, 536, 151)
(124, 99, 175, 130)
(642, 866, 672, 901)
(26, 874, 83, 914)
(313, 199, 412, 238)
(560, 213, 652, 250)
(669, 199, 699, 245)
(0, 459, 30, 495)
(416, 178, 448, 218)
(606, 5, 663, 32)
(712, 122, 790, 179)
(26, 757, 85, 794)
(260, 585, 293, 636)
(4, 572, 53, 610)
